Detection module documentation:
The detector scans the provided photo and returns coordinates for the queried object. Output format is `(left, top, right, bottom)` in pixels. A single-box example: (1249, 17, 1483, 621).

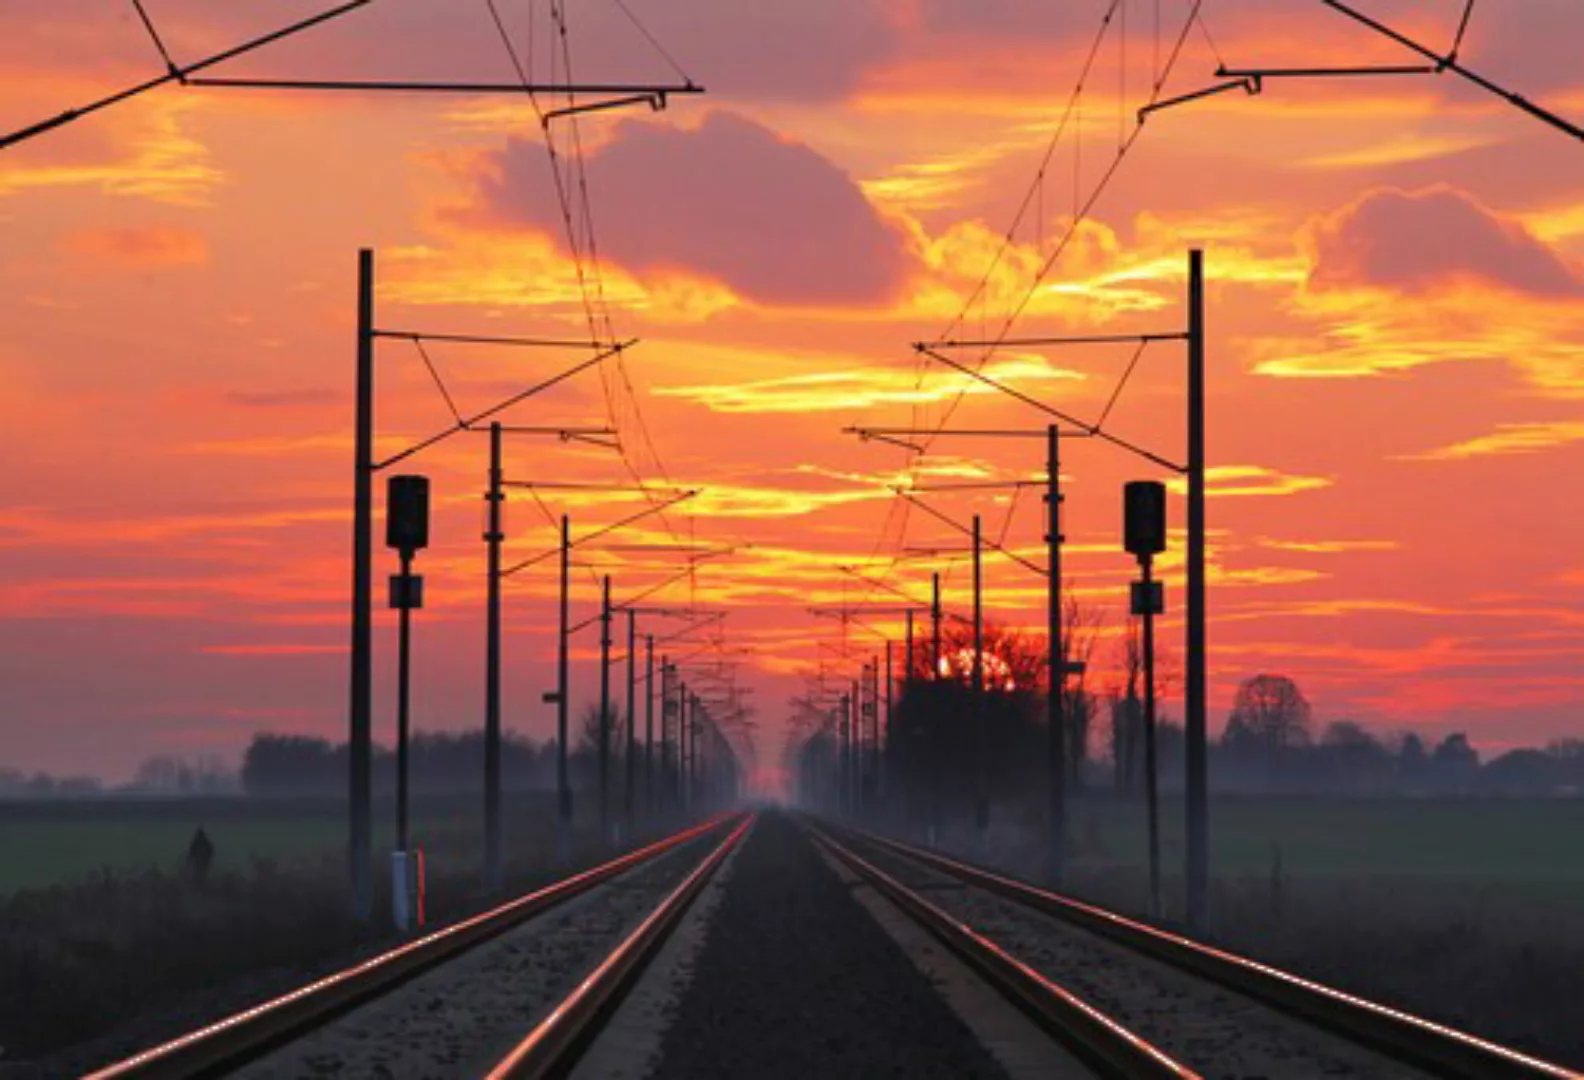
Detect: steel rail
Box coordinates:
(486, 814, 755, 1078)
(84, 814, 740, 1080)
(837, 824, 1580, 1080)
(806, 821, 1199, 1079)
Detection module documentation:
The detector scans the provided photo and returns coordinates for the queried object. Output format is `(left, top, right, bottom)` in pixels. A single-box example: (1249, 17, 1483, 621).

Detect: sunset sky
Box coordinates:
(1, 0, 1581, 786)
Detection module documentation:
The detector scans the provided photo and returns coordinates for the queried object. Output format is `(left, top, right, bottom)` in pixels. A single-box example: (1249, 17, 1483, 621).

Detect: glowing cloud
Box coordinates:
(1168, 466, 1332, 498)
(657, 355, 1081, 414)
(1303, 185, 1584, 298)
(464, 111, 914, 307)
(62, 226, 207, 268)
(1409, 421, 1584, 460)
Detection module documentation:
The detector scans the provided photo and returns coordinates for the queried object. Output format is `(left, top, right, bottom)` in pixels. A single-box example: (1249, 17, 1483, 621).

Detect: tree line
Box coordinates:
(790, 616, 1584, 813)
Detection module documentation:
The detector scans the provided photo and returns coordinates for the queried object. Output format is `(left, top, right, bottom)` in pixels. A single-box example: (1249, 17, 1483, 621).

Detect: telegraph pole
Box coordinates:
(556, 516, 572, 853)
(645, 635, 655, 815)
(1047, 423, 1067, 885)
(678, 682, 689, 811)
(973, 514, 987, 839)
(931, 572, 943, 680)
(869, 656, 881, 810)
(883, 640, 892, 807)
(348, 248, 374, 919)
(599, 576, 613, 841)
(662, 660, 673, 809)
(904, 610, 914, 687)
(1186, 248, 1208, 930)
(625, 609, 637, 832)
(839, 691, 852, 815)
(483, 421, 504, 891)
(688, 692, 700, 811)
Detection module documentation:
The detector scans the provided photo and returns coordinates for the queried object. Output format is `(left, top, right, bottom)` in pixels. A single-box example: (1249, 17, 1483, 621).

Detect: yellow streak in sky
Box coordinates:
(1408, 421, 1584, 460)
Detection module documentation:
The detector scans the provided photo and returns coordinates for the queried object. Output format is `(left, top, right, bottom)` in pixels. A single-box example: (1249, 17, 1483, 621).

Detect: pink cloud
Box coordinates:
(1305, 185, 1583, 297)
(466, 110, 913, 306)
(62, 225, 207, 267)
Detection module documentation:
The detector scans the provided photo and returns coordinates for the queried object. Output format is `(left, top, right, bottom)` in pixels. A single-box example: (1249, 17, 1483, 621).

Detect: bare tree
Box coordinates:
(1058, 595, 1105, 788)
(1225, 674, 1313, 753)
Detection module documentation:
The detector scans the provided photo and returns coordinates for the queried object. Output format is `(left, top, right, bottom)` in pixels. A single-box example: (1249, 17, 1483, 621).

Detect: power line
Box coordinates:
(0, 0, 376, 151)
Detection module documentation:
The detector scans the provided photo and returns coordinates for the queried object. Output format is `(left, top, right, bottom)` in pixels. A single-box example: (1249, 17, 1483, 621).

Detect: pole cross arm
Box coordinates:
(373, 330, 619, 350)
(500, 488, 699, 578)
(894, 489, 1049, 579)
(188, 77, 704, 97)
(1204, 1, 1581, 141)
(1138, 77, 1260, 122)
(653, 611, 728, 647)
(568, 558, 730, 634)
(372, 341, 636, 472)
(914, 345, 1185, 474)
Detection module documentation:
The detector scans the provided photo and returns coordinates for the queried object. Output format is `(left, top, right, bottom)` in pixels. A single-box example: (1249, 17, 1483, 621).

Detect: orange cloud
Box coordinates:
(1303, 185, 1583, 299)
(62, 225, 207, 267)
(1167, 465, 1332, 498)
(0, 98, 222, 205)
(1255, 537, 1400, 554)
(657, 354, 1082, 414)
(1408, 422, 1584, 461)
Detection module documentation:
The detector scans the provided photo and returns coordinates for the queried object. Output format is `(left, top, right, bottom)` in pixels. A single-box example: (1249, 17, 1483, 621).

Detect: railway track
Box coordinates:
(77, 810, 1578, 1079)
(811, 818, 1580, 1080)
(84, 813, 751, 1080)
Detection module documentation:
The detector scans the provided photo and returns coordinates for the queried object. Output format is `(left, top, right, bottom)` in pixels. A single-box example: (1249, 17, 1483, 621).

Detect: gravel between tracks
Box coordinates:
(850, 835, 1434, 1080)
(235, 834, 716, 1079)
(650, 812, 1011, 1080)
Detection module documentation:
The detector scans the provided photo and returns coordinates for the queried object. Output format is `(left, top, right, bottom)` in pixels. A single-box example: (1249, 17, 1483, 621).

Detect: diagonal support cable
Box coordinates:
(915, 345, 1185, 473)
(372, 341, 634, 472)
(500, 489, 698, 579)
(894, 489, 1048, 579)
(1214, 0, 1580, 142)
(1, 0, 374, 151)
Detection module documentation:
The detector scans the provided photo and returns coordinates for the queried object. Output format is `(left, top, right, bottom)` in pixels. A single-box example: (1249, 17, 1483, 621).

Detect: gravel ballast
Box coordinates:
(851, 834, 1435, 1080)
(650, 812, 1010, 1079)
(234, 834, 717, 1079)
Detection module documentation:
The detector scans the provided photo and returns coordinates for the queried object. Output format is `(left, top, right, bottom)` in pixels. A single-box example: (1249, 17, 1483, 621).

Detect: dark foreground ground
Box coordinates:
(652, 813, 1008, 1079)
(0, 792, 685, 1077)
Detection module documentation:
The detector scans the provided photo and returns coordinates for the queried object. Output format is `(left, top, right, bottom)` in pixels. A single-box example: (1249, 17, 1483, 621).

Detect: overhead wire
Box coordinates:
(858, 0, 1219, 624)
(480, 0, 695, 558)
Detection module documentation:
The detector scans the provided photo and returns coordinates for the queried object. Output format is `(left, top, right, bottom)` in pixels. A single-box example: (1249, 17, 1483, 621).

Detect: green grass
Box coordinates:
(1066, 793, 1584, 884)
(929, 792, 1584, 1067)
(0, 791, 577, 895)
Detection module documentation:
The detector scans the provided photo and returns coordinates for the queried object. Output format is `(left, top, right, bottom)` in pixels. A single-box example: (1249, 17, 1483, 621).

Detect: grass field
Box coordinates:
(1073, 792, 1584, 883)
(918, 792, 1584, 1068)
(0, 790, 608, 895)
(7, 791, 1583, 895)
(0, 791, 687, 1065)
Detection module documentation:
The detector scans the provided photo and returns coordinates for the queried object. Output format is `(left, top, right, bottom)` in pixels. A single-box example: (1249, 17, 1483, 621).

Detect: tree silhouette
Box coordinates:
(1225, 674, 1313, 753)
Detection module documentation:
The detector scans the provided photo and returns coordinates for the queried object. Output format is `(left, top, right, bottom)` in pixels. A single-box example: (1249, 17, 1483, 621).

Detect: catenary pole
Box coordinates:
(1047, 423, 1067, 885)
(625, 609, 637, 831)
(645, 635, 655, 815)
(483, 421, 504, 890)
(599, 576, 613, 841)
(348, 249, 374, 919)
(973, 513, 987, 841)
(931, 572, 943, 680)
(1186, 249, 1209, 930)
(556, 516, 571, 855)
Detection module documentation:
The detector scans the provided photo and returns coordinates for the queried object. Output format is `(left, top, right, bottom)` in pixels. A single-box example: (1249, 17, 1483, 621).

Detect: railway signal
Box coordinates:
(385, 474, 429, 932)
(1124, 479, 1167, 919)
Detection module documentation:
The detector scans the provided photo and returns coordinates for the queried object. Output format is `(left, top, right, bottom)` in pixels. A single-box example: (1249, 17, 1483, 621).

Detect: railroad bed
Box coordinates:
(82, 810, 1580, 1080)
(84, 815, 749, 1080)
(812, 820, 1580, 1080)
